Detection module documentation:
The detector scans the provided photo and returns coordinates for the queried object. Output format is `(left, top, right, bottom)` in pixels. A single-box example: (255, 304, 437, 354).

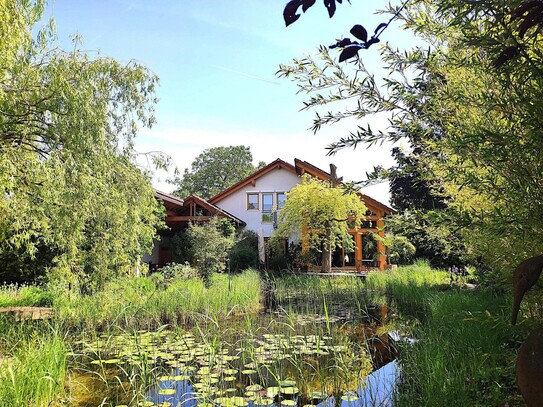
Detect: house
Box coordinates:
(144, 191, 245, 270)
(208, 158, 395, 271)
(150, 158, 394, 272)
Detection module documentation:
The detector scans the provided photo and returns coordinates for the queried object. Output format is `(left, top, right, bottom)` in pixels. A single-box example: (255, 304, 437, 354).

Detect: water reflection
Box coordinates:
(146, 360, 399, 407)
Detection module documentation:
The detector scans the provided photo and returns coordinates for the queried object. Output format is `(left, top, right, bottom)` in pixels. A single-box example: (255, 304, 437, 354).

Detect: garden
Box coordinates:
(0, 261, 534, 406)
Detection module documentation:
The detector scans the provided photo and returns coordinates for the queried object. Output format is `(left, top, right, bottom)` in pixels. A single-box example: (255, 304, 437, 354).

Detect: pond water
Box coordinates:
(71, 290, 400, 406)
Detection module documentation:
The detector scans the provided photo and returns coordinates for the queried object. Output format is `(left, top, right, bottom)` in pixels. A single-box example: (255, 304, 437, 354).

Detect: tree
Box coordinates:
(278, 0, 543, 277)
(272, 175, 366, 272)
(0, 1, 163, 289)
(171, 146, 266, 199)
(184, 217, 236, 286)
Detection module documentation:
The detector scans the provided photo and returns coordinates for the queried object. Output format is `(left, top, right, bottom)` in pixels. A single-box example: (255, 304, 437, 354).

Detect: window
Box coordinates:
(262, 193, 274, 222)
(247, 193, 259, 210)
(277, 192, 286, 209)
(262, 193, 273, 212)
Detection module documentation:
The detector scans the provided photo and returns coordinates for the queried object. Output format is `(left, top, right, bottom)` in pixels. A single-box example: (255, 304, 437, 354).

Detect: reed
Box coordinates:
(0, 319, 68, 407)
(54, 269, 262, 331)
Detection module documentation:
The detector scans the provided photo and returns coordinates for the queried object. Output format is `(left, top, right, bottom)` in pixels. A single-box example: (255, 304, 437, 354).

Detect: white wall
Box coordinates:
(215, 167, 301, 237)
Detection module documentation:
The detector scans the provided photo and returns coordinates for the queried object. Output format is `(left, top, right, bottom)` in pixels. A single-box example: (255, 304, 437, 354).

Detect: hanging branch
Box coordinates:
(329, 0, 412, 62)
(283, 0, 411, 61)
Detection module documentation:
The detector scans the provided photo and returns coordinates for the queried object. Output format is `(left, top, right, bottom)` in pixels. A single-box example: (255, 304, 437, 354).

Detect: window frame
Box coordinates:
(276, 192, 287, 210)
(262, 193, 274, 212)
(261, 193, 274, 223)
(247, 193, 259, 210)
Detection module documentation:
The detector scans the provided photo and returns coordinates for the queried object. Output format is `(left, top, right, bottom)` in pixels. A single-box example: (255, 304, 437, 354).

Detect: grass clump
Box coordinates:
(0, 319, 67, 406)
(0, 283, 54, 307)
(54, 268, 262, 331)
(364, 261, 524, 406)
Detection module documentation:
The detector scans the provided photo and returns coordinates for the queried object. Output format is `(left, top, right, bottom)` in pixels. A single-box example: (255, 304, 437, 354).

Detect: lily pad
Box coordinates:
(341, 394, 359, 402)
(279, 380, 297, 387)
(253, 397, 274, 406)
(232, 396, 247, 406)
(266, 387, 280, 398)
(281, 387, 299, 395)
(158, 388, 176, 396)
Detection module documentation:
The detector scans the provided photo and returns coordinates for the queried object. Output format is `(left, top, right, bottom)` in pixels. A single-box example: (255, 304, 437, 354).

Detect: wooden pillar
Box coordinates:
(355, 232, 363, 270)
(377, 213, 386, 270)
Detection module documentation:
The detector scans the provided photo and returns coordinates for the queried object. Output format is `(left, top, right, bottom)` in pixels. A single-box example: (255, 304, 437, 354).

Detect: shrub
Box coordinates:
(230, 229, 259, 271)
(157, 262, 199, 280)
(186, 217, 236, 285)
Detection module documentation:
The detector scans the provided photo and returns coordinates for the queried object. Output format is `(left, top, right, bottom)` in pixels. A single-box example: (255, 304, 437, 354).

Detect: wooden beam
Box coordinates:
(166, 216, 213, 222)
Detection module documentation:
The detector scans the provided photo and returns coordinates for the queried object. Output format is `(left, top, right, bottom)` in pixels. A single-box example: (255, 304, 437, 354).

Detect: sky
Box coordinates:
(44, 0, 416, 206)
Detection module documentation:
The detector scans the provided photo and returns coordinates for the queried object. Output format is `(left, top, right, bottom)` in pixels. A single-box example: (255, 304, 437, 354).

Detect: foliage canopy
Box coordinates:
(170, 146, 265, 199)
(279, 0, 543, 277)
(273, 175, 366, 272)
(0, 0, 163, 288)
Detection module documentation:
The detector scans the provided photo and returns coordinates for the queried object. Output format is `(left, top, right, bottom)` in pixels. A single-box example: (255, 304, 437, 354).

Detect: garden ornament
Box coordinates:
(511, 254, 543, 407)
(511, 254, 543, 325)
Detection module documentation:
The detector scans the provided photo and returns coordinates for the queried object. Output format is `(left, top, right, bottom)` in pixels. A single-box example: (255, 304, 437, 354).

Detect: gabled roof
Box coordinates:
(209, 158, 296, 204)
(208, 158, 395, 215)
(360, 193, 395, 215)
(182, 195, 246, 225)
(155, 190, 184, 212)
(294, 159, 331, 181)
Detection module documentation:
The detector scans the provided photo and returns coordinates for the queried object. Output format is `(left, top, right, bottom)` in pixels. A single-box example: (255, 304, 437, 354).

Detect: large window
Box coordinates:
(262, 193, 274, 222)
(247, 193, 259, 210)
(277, 192, 286, 209)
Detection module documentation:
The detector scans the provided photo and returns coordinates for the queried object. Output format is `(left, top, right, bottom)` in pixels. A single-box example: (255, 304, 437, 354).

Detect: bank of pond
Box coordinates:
(0, 263, 534, 406)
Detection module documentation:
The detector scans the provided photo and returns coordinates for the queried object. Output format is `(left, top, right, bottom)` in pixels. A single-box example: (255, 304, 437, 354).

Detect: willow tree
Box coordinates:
(272, 175, 366, 272)
(0, 0, 164, 289)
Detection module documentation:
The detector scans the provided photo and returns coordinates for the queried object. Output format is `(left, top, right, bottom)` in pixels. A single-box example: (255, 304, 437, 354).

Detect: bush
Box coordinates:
(157, 263, 199, 280)
(186, 217, 236, 285)
(230, 229, 259, 271)
(386, 234, 416, 265)
(270, 254, 289, 271)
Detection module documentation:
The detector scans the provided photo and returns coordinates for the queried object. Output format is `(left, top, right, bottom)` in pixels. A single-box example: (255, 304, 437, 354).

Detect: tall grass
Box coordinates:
(363, 261, 524, 406)
(0, 319, 67, 406)
(0, 283, 53, 307)
(54, 269, 262, 331)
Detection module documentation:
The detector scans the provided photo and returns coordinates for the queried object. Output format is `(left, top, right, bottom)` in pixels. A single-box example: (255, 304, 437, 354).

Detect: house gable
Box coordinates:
(209, 158, 296, 204)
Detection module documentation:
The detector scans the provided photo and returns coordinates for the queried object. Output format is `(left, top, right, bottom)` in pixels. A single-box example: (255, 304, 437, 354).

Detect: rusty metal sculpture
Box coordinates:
(511, 254, 543, 407)
(512, 255, 543, 325)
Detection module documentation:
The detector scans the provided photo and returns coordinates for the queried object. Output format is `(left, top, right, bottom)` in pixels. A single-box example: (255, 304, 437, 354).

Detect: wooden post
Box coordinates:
(377, 213, 386, 270)
(355, 232, 363, 271)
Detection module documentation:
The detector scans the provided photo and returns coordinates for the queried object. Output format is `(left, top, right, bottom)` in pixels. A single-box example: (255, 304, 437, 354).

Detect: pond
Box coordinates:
(70, 282, 400, 407)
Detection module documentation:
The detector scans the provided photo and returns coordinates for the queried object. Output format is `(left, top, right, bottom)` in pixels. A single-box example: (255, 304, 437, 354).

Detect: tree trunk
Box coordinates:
(322, 222, 333, 273)
(322, 241, 332, 273)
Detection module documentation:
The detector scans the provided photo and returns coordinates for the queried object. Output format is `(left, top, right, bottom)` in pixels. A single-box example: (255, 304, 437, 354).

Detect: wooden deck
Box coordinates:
(0, 306, 54, 321)
(292, 269, 378, 278)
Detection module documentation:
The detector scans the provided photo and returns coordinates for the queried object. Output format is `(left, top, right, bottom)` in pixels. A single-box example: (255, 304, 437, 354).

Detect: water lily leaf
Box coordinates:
(281, 387, 299, 395)
(266, 387, 280, 398)
(254, 397, 274, 406)
(232, 396, 247, 406)
(279, 380, 297, 387)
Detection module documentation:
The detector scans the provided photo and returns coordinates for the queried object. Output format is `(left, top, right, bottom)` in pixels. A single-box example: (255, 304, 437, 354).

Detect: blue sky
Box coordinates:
(45, 1, 415, 205)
